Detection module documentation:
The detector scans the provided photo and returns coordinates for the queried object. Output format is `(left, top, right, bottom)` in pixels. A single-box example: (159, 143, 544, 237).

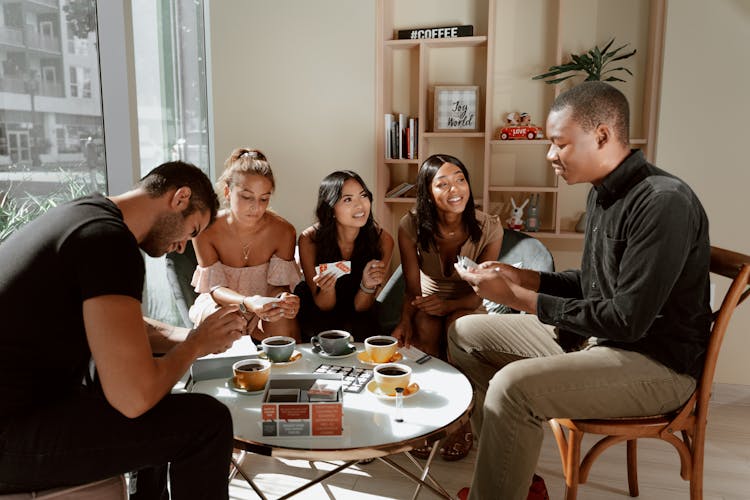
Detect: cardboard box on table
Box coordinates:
(261, 373, 344, 437)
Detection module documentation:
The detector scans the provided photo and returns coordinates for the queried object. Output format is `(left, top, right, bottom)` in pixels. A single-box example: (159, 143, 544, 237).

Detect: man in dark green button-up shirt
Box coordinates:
(448, 82, 711, 500)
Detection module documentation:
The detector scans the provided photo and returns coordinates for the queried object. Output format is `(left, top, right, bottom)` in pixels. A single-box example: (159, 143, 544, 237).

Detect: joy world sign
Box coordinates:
(433, 86, 479, 131)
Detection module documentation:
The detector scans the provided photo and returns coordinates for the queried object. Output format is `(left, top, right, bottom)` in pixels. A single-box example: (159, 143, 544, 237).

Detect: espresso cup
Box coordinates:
(311, 330, 352, 355)
(232, 358, 271, 391)
(373, 363, 412, 395)
(365, 335, 398, 363)
(260, 336, 296, 363)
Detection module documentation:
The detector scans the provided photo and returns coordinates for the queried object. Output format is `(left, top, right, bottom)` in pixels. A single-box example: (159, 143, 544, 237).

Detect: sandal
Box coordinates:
(440, 431, 473, 461)
(409, 444, 433, 460)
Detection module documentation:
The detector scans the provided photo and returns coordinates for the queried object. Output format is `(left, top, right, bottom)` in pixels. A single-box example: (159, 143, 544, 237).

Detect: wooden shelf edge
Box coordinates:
(384, 158, 420, 164)
(384, 197, 416, 204)
(384, 35, 488, 49)
(423, 132, 485, 138)
(490, 139, 551, 146)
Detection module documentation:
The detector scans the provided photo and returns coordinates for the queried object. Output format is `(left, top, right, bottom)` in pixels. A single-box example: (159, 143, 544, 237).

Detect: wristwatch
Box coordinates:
(238, 300, 248, 313)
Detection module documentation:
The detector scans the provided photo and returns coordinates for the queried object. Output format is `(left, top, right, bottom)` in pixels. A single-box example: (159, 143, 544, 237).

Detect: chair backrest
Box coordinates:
(497, 230, 555, 272)
(165, 240, 199, 328)
(695, 247, 750, 420)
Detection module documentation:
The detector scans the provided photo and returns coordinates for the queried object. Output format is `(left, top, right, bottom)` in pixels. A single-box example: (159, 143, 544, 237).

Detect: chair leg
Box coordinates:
(690, 436, 705, 500)
(626, 439, 639, 497)
(564, 429, 584, 500)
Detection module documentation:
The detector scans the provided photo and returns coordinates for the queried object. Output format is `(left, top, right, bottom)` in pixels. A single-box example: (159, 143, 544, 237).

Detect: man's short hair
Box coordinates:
(550, 81, 630, 146)
(139, 161, 219, 222)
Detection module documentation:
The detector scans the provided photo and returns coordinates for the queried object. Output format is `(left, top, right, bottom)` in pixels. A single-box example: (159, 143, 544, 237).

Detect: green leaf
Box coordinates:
(604, 76, 627, 82)
(544, 74, 578, 85)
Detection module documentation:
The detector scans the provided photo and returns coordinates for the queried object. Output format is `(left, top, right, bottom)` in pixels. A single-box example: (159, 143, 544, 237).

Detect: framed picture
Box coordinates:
(433, 85, 479, 131)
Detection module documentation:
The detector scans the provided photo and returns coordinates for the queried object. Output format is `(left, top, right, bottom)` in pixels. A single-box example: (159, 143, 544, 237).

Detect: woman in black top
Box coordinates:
(295, 171, 394, 342)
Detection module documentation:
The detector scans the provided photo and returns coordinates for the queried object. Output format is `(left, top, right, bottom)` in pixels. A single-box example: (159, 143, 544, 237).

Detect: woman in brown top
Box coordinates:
(393, 153, 503, 460)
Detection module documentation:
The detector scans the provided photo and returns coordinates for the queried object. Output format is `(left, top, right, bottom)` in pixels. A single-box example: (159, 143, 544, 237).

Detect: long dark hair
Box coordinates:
(313, 170, 383, 263)
(415, 154, 481, 251)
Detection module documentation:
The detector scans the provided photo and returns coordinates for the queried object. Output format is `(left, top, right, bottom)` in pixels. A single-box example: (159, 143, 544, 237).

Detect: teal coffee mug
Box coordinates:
(260, 336, 296, 362)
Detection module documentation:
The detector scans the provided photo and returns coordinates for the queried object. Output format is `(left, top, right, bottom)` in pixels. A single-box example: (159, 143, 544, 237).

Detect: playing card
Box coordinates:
(456, 255, 478, 270)
(245, 296, 282, 309)
(315, 260, 352, 279)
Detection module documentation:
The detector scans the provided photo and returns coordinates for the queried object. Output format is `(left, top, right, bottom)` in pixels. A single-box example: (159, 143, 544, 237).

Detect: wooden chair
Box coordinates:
(549, 246, 750, 500)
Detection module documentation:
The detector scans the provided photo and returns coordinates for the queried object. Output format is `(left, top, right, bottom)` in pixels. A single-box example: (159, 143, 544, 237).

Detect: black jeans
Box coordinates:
(0, 389, 233, 499)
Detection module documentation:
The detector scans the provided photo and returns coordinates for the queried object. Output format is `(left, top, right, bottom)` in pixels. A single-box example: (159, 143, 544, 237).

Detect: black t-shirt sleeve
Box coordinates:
(59, 219, 144, 302)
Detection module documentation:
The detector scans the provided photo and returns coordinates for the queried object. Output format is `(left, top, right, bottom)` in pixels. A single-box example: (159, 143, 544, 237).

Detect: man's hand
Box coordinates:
(188, 306, 245, 356)
(454, 263, 539, 314)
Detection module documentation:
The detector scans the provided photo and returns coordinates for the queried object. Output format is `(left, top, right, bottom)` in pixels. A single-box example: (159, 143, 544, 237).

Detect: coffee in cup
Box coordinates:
(373, 362, 412, 395)
(232, 358, 271, 391)
(260, 336, 296, 362)
(311, 330, 352, 355)
(364, 335, 398, 363)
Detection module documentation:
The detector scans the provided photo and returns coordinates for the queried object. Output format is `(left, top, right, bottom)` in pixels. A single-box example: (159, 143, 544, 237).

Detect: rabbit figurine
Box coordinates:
(507, 197, 529, 230)
(526, 194, 539, 232)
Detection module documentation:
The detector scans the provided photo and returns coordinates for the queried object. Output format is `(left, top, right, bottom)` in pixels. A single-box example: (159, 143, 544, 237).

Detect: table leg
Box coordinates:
(231, 456, 268, 500)
(377, 440, 452, 500)
(228, 450, 247, 481)
(276, 460, 358, 500)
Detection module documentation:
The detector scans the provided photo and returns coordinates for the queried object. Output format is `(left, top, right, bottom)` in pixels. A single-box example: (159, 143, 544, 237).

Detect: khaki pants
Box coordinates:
(447, 314, 696, 500)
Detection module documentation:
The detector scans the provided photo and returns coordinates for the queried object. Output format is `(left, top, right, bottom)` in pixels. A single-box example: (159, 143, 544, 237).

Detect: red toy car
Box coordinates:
(496, 126, 544, 140)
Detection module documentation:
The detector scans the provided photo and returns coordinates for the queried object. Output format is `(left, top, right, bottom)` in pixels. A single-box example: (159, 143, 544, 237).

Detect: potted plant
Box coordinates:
(532, 38, 636, 84)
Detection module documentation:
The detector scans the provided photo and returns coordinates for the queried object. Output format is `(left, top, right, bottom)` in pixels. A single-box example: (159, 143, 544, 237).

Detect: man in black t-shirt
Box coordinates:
(0, 161, 246, 499)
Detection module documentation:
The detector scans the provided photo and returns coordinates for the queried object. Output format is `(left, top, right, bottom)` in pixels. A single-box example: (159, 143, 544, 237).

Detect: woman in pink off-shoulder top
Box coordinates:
(189, 148, 302, 342)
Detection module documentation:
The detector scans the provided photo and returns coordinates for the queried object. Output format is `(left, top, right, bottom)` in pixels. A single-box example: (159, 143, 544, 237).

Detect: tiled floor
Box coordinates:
(229, 384, 750, 499)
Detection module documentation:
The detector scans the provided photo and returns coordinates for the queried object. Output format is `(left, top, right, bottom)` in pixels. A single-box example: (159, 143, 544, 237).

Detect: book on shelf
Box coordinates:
(384, 113, 394, 159)
(398, 113, 407, 159)
(385, 113, 418, 160)
(408, 117, 417, 159)
(385, 182, 415, 198)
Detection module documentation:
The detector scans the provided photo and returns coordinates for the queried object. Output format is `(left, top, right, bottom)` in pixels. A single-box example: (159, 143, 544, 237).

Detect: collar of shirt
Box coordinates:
(593, 149, 649, 209)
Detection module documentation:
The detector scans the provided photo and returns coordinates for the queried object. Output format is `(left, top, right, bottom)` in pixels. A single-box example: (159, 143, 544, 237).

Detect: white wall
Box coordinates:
(206, 0, 376, 232)
(657, 0, 750, 385)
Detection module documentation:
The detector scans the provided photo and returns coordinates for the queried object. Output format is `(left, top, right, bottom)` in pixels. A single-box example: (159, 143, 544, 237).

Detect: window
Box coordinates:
(132, 0, 210, 325)
(68, 66, 91, 98)
(0, 0, 106, 243)
(133, 0, 210, 176)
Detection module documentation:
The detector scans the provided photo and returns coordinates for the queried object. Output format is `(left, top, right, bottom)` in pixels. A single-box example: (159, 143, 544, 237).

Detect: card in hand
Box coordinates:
(456, 255, 478, 271)
(315, 260, 352, 279)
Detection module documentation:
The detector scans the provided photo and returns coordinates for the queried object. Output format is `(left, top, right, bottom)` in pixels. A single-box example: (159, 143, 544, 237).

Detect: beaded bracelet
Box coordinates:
(359, 282, 377, 294)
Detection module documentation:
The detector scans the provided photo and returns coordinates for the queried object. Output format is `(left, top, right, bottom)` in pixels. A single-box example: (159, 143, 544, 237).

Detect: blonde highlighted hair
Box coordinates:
(217, 148, 275, 195)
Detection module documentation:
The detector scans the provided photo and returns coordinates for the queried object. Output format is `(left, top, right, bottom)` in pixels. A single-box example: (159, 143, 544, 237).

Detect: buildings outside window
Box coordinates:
(0, 0, 105, 224)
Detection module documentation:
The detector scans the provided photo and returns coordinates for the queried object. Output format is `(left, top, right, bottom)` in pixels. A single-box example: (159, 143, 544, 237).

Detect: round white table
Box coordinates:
(190, 343, 474, 499)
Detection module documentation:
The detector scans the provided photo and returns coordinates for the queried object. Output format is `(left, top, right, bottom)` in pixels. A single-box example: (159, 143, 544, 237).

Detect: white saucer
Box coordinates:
(257, 349, 303, 366)
(312, 345, 358, 359)
(365, 380, 420, 400)
(226, 377, 265, 396)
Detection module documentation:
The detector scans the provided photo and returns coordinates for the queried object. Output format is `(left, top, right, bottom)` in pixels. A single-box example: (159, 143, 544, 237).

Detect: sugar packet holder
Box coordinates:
(315, 260, 352, 279)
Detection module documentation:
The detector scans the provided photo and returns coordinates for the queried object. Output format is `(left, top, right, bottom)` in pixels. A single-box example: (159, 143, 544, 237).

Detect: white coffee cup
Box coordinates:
(373, 363, 412, 395)
(365, 335, 398, 363)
